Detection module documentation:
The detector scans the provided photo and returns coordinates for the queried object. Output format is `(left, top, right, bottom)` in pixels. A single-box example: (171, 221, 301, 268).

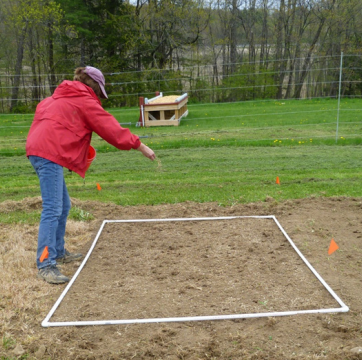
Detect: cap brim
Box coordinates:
(99, 84, 108, 99)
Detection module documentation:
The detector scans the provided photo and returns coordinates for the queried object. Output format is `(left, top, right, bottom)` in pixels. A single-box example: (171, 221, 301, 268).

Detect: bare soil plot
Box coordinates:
(1, 196, 362, 359)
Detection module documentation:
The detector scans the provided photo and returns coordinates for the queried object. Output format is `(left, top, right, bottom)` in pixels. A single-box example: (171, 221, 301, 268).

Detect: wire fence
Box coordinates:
(1, 53, 361, 157)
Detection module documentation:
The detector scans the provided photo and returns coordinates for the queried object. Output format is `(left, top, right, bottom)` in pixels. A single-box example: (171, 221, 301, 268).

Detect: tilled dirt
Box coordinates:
(1, 196, 362, 359)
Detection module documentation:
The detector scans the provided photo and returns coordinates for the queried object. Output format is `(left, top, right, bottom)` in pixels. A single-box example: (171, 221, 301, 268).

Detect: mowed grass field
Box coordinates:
(0, 97, 361, 223)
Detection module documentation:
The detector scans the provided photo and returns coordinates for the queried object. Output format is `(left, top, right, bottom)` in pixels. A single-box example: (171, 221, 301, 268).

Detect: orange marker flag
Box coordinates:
(97, 183, 102, 191)
(276, 176, 280, 185)
(328, 239, 339, 255)
(39, 246, 49, 263)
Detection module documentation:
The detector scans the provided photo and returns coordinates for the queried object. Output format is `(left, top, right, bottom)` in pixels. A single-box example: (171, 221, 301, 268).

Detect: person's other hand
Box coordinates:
(137, 143, 156, 161)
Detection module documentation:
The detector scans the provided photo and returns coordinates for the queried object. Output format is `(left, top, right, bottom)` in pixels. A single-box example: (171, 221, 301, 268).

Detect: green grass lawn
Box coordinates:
(1, 98, 362, 156)
(0, 97, 361, 222)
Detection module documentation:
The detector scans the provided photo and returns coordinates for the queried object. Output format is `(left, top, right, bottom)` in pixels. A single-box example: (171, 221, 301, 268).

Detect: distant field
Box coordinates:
(0, 98, 361, 218)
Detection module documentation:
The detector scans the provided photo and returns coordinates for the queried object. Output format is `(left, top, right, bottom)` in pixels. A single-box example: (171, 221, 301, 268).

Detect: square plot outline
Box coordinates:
(42, 215, 349, 327)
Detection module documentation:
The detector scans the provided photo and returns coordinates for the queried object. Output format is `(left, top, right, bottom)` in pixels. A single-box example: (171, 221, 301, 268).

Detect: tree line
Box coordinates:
(0, 0, 362, 113)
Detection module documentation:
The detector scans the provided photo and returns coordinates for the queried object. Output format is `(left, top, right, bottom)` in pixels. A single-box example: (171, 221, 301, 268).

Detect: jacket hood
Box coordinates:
(52, 80, 101, 104)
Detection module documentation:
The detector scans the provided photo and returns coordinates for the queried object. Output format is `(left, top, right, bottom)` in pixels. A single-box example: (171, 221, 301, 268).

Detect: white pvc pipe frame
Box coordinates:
(42, 216, 349, 327)
(145, 92, 163, 104)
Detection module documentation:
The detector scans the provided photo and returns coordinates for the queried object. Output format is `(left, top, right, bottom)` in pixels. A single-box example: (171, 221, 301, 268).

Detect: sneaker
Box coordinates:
(37, 265, 70, 284)
(56, 249, 83, 264)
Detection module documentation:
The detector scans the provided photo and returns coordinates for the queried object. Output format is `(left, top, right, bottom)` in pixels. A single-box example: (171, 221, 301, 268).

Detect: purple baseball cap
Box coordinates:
(84, 66, 108, 99)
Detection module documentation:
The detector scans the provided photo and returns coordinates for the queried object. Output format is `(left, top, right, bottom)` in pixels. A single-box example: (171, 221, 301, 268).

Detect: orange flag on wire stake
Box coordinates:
(328, 239, 339, 255)
(40, 246, 49, 263)
(276, 176, 280, 185)
(97, 183, 102, 191)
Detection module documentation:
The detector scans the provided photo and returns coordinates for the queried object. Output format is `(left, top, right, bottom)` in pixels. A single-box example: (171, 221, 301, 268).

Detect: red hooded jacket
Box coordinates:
(26, 80, 141, 178)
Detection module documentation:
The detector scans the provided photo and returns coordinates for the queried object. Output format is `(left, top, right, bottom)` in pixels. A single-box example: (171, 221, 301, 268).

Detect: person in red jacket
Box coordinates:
(26, 66, 155, 284)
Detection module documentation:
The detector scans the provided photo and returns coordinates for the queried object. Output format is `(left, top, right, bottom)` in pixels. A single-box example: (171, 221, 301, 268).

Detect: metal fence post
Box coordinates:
(336, 52, 343, 143)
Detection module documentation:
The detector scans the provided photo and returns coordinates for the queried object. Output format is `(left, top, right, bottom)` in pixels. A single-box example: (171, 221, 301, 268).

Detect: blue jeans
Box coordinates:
(29, 156, 71, 269)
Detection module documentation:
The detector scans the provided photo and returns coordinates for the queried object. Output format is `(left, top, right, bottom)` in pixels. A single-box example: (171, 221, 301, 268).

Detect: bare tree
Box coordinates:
(293, 0, 335, 99)
(10, 23, 28, 111)
(237, 0, 257, 63)
(259, 0, 270, 68)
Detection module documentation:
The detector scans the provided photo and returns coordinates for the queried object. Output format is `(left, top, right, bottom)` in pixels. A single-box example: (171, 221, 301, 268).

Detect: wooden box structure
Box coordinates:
(139, 92, 188, 127)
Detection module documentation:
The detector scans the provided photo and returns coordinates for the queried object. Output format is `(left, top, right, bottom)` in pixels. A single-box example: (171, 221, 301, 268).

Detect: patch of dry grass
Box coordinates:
(1, 223, 45, 355)
(0, 201, 94, 358)
(0, 196, 43, 213)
